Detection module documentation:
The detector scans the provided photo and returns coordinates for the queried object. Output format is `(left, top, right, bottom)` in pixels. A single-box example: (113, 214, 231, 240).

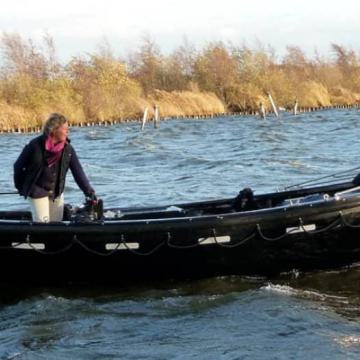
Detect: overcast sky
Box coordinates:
(1, 0, 360, 61)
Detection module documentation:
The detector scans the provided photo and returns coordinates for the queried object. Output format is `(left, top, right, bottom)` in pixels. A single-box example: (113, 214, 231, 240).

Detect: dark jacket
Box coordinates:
(14, 134, 94, 199)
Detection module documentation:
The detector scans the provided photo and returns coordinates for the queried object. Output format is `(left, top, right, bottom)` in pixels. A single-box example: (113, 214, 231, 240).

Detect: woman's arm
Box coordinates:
(69, 147, 95, 196)
(13, 143, 32, 194)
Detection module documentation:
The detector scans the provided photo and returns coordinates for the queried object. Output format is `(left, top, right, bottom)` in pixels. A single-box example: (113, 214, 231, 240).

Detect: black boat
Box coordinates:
(1, 176, 360, 285)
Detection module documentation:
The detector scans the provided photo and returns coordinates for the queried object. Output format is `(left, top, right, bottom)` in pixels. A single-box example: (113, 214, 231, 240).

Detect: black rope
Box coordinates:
(339, 211, 360, 228)
(25, 235, 74, 255)
(120, 234, 165, 256)
(212, 228, 256, 248)
(298, 216, 342, 234)
(72, 235, 121, 257)
(256, 224, 290, 241)
(167, 232, 209, 249)
(256, 214, 344, 241)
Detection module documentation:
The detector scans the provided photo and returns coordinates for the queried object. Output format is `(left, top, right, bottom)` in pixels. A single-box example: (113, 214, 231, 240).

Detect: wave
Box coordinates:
(260, 282, 360, 320)
(334, 335, 360, 348)
(261, 283, 348, 303)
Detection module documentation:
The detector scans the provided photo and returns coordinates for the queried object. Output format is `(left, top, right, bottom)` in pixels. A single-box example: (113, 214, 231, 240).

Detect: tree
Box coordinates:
(193, 42, 238, 101)
(68, 53, 141, 120)
(127, 35, 164, 95)
(0, 32, 48, 79)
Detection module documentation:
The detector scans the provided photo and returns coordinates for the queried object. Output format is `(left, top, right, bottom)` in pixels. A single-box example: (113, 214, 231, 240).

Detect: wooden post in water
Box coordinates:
(153, 105, 159, 128)
(141, 107, 148, 131)
(259, 102, 266, 119)
(267, 92, 279, 117)
(293, 98, 298, 115)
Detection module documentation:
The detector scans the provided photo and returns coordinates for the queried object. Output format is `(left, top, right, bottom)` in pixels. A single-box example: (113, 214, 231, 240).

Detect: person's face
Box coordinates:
(52, 122, 69, 143)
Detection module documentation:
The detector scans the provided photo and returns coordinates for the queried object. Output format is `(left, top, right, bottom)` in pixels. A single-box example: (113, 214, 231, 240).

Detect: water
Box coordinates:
(1, 109, 360, 359)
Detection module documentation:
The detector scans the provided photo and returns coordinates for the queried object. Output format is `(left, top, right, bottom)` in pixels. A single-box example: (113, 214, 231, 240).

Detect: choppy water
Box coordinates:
(1, 109, 360, 359)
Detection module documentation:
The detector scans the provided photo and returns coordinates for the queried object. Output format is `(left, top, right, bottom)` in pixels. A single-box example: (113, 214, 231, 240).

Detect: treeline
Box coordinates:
(0, 33, 360, 130)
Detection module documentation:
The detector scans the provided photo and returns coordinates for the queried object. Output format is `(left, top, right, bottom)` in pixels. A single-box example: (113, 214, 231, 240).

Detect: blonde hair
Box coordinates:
(43, 113, 68, 136)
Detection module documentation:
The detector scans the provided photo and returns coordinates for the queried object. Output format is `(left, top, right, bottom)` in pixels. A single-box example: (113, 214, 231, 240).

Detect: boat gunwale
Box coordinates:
(0, 192, 360, 233)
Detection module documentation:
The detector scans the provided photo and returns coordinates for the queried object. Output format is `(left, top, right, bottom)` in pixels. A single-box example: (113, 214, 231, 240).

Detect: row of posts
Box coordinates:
(1, 102, 360, 134)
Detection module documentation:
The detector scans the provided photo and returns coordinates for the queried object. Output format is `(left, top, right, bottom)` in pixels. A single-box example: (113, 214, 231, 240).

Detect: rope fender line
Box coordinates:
(298, 215, 342, 234)
(166, 229, 256, 249)
(257, 214, 344, 241)
(339, 211, 360, 228)
(256, 224, 290, 242)
(212, 228, 256, 248)
(25, 234, 74, 255)
(167, 231, 210, 249)
(120, 234, 165, 256)
(4, 210, 360, 256)
(72, 235, 122, 257)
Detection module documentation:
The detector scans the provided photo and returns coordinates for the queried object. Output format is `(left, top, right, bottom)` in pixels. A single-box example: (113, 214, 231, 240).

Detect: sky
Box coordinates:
(1, 0, 360, 62)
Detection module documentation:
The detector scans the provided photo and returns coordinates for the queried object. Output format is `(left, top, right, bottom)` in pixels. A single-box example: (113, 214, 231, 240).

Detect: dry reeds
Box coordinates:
(147, 90, 225, 117)
(1, 33, 360, 131)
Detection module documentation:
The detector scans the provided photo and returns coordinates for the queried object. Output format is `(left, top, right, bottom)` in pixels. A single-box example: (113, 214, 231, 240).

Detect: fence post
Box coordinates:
(259, 102, 266, 119)
(153, 105, 159, 128)
(141, 107, 148, 131)
(293, 98, 298, 115)
(267, 92, 279, 117)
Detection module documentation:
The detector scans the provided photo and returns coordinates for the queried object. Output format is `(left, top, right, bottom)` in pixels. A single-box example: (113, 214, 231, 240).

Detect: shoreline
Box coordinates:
(0, 103, 359, 135)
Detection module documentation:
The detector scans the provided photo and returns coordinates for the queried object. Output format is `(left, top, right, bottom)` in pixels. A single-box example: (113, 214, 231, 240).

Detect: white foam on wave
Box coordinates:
(334, 335, 360, 347)
(261, 283, 349, 304)
(261, 283, 296, 296)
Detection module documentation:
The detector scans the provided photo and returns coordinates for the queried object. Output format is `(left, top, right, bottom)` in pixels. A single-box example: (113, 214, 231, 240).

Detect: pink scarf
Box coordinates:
(45, 135, 65, 166)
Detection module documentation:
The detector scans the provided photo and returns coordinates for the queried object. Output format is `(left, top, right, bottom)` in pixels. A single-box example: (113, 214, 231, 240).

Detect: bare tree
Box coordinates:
(0, 32, 48, 79)
(127, 34, 164, 94)
(331, 43, 358, 73)
(43, 32, 61, 78)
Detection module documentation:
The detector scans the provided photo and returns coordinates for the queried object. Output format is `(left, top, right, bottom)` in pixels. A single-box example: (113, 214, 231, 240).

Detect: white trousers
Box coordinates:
(28, 193, 64, 222)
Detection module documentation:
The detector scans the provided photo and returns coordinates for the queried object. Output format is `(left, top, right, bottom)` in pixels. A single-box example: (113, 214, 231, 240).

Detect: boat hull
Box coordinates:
(1, 189, 360, 285)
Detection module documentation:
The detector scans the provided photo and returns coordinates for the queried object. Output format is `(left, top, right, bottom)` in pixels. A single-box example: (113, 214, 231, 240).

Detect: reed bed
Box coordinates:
(0, 33, 359, 131)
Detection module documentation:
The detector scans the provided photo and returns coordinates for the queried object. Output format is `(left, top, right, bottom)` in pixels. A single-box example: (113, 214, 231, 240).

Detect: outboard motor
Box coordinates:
(83, 195, 104, 221)
(63, 196, 104, 222)
(233, 187, 257, 211)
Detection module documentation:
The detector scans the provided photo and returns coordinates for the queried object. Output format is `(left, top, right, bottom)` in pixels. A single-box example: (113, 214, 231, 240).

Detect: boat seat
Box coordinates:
(280, 193, 330, 207)
(0, 211, 33, 221)
(121, 209, 185, 220)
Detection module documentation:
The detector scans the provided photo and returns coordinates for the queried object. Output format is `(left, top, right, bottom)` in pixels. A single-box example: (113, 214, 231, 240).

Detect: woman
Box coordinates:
(14, 113, 95, 222)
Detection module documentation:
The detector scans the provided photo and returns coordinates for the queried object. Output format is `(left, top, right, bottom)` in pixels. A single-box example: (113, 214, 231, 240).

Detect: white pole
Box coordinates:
(293, 98, 298, 116)
(141, 107, 148, 131)
(259, 102, 266, 119)
(267, 92, 279, 117)
(154, 105, 159, 128)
